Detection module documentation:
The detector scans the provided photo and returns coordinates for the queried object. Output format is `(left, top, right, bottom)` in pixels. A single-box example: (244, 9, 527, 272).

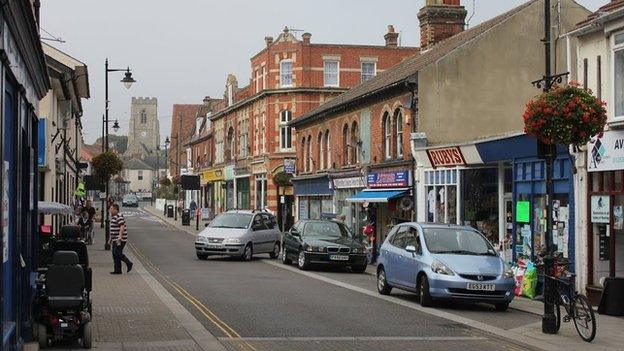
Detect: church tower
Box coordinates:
(125, 97, 160, 158)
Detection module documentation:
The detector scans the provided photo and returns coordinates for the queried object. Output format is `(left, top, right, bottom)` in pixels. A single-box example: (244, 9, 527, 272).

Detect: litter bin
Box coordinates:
(182, 209, 191, 226)
(167, 205, 174, 218)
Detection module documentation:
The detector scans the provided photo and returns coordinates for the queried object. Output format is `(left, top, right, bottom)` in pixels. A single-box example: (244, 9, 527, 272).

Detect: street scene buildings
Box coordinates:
(2, 0, 624, 351)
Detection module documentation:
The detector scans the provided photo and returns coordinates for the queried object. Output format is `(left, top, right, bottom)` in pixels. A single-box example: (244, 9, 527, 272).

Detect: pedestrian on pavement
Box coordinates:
(189, 199, 197, 213)
(109, 203, 133, 274)
(177, 199, 183, 216)
(84, 199, 96, 221)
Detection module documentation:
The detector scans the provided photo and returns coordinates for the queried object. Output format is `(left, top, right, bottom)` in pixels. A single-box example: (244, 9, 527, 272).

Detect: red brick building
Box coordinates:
(203, 26, 418, 229)
(168, 104, 202, 178)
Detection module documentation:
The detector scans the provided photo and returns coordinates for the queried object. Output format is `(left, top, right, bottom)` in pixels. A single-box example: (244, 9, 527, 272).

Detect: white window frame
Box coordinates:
(396, 111, 403, 158)
(319, 133, 325, 170)
(361, 61, 376, 82)
(324, 131, 331, 169)
(279, 110, 293, 150)
(280, 60, 293, 87)
(612, 31, 624, 121)
(254, 116, 259, 156)
(384, 115, 391, 159)
(255, 69, 260, 93)
(261, 114, 266, 153)
(324, 60, 340, 87)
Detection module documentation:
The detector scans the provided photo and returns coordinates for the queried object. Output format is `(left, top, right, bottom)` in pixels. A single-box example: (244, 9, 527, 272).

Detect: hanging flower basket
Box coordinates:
(523, 82, 607, 146)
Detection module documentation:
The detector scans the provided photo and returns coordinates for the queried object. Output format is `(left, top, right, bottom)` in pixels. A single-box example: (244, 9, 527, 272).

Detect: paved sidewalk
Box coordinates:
(64, 227, 226, 351)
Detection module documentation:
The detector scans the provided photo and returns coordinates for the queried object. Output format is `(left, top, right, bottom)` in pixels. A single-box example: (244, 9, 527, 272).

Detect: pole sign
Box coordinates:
(591, 195, 610, 223)
(38, 118, 46, 167)
(426, 146, 466, 168)
(284, 159, 296, 174)
(367, 171, 409, 188)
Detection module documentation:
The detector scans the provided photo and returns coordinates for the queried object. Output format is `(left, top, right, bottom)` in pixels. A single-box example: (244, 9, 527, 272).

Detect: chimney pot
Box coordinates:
(384, 25, 399, 47)
(418, 0, 467, 49)
(302, 32, 312, 45)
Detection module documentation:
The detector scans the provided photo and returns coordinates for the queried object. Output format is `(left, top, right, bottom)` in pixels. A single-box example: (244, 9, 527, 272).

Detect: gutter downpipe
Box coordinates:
(406, 75, 418, 221)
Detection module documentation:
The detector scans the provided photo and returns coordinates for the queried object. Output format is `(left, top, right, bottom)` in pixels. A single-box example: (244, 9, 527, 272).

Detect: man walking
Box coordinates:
(109, 203, 133, 274)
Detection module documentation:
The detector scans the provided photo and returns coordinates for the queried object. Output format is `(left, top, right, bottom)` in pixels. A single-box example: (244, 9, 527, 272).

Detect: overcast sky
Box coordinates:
(40, 0, 605, 144)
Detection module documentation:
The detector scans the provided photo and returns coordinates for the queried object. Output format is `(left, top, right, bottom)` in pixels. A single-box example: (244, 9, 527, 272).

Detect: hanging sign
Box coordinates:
(284, 159, 296, 174)
(426, 146, 466, 168)
(591, 195, 610, 223)
(516, 201, 530, 223)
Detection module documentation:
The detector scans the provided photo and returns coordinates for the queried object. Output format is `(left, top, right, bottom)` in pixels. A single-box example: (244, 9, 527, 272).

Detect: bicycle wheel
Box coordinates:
(572, 294, 596, 342)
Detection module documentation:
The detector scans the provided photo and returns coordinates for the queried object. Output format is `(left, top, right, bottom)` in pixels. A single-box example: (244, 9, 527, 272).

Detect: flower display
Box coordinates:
(523, 82, 607, 146)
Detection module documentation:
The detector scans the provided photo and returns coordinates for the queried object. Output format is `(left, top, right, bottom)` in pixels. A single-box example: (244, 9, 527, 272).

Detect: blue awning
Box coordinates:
(346, 189, 408, 203)
(293, 175, 332, 196)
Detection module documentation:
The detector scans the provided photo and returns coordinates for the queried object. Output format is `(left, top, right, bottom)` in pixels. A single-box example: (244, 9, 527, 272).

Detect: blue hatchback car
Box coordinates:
(376, 223, 515, 311)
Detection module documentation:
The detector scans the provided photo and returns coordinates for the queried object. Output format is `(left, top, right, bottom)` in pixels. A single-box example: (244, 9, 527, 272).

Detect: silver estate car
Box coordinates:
(194, 210, 282, 261)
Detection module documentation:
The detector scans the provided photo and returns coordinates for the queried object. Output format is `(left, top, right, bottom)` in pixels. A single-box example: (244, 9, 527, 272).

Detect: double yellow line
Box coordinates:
(127, 242, 256, 351)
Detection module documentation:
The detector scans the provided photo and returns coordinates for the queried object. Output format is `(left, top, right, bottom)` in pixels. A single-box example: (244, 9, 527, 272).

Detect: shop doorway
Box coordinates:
(278, 195, 294, 232)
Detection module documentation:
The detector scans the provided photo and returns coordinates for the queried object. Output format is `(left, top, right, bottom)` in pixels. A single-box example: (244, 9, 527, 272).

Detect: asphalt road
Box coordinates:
(124, 207, 537, 351)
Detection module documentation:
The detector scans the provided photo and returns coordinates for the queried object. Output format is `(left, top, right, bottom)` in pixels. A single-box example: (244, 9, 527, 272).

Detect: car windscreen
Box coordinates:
(123, 195, 135, 201)
(303, 221, 351, 238)
(208, 213, 252, 229)
(422, 228, 496, 256)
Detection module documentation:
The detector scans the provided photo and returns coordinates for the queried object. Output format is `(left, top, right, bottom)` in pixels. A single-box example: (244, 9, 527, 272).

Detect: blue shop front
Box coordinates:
(1, 2, 51, 350)
(292, 174, 333, 220)
(414, 134, 575, 270)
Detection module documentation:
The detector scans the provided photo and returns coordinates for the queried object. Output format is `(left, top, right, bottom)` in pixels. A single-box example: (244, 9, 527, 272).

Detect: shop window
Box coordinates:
(424, 169, 459, 224)
(310, 198, 321, 219)
(462, 168, 499, 244)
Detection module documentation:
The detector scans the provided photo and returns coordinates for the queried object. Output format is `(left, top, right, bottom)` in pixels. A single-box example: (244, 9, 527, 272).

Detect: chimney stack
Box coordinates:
(302, 32, 312, 45)
(384, 25, 399, 47)
(418, 0, 467, 49)
(264, 36, 274, 47)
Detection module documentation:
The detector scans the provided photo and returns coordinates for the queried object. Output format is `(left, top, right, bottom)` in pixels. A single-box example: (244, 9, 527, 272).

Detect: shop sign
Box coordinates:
(588, 130, 624, 172)
(284, 159, 296, 174)
(426, 146, 466, 168)
(591, 195, 610, 223)
(367, 171, 409, 188)
(202, 169, 224, 183)
(38, 118, 46, 167)
(332, 177, 365, 189)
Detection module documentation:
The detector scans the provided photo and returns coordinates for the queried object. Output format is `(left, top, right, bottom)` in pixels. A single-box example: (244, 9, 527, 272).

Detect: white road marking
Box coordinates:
(262, 260, 549, 351)
(218, 336, 489, 342)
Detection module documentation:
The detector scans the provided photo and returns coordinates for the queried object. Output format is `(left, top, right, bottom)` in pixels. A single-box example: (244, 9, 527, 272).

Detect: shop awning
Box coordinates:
(38, 201, 73, 215)
(346, 189, 408, 203)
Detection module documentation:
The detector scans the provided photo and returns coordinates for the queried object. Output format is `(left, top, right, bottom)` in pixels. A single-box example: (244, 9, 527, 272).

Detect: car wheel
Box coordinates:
(82, 322, 92, 349)
(352, 264, 367, 274)
(37, 323, 47, 349)
(297, 249, 310, 270)
(196, 252, 208, 260)
(377, 267, 392, 295)
(269, 242, 280, 259)
(282, 247, 292, 265)
(495, 302, 510, 312)
(241, 244, 253, 261)
(418, 275, 433, 307)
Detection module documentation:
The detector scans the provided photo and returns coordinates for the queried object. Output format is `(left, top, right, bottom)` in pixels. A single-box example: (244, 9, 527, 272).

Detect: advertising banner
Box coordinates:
(367, 171, 409, 188)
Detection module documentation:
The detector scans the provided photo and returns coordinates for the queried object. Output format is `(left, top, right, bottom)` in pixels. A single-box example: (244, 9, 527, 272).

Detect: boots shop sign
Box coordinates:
(426, 147, 466, 168)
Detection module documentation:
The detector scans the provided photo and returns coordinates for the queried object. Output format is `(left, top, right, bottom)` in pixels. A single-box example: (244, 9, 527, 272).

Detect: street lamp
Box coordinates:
(163, 137, 170, 215)
(103, 58, 136, 250)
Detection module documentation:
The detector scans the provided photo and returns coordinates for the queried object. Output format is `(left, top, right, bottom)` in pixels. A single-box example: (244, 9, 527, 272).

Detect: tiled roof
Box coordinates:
(123, 157, 152, 170)
(574, 0, 624, 30)
(291, 0, 536, 127)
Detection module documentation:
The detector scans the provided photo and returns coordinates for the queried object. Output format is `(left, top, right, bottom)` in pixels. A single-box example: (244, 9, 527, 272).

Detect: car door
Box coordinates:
(260, 214, 277, 253)
(250, 214, 267, 250)
(284, 222, 302, 258)
(396, 226, 425, 289)
(383, 226, 407, 285)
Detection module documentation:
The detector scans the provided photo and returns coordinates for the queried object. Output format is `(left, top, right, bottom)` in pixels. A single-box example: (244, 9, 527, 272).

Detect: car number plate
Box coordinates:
(206, 244, 223, 249)
(466, 283, 495, 291)
(329, 255, 349, 261)
(60, 323, 68, 328)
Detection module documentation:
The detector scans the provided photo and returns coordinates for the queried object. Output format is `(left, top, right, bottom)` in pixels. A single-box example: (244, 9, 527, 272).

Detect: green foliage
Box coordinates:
(92, 151, 124, 184)
(95, 135, 128, 154)
(272, 172, 293, 187)
(159, 177, 172, 187)
(156, 184, 176, 200)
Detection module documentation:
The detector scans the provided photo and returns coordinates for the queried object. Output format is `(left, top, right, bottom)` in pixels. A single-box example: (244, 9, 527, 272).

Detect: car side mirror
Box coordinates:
(290, 229, 300, 237)
(405, 245, 417, 254)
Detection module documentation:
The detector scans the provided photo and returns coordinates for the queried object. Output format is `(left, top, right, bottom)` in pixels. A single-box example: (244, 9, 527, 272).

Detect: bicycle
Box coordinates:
(541, 257, 596, 342)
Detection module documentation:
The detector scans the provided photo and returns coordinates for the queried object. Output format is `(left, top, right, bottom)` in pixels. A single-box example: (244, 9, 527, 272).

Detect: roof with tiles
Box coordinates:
(291, 0, 537, 127)
(574, 0, 624, 30)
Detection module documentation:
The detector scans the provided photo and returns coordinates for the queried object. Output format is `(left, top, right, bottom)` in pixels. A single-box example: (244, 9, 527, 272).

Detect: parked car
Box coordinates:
(121, 194, 139, 207)
(376, 223, 515, 311)
(282, 219, 368, 273)
(194, 210, 281, 261)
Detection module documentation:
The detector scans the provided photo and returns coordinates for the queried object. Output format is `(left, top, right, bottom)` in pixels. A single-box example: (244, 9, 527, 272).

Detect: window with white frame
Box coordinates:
(255, 69, 260, 93)
(395, 110, 403, 157)
(279, 110, 292, 150)
(361, 61, 376, 82)
(324, 60, 339, 87)
(384, 113, 391, 159)
(280, 60, 293, 87)
(261, 114, 266, 153)
(262, 66, 267, 89)
(254, 116, 259, 155)
(240, 120, 248, 158)
(614, 32, 624, 118)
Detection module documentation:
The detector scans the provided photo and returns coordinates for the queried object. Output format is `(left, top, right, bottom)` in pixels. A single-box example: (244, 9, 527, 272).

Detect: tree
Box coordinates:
(92, 151, 124, 186)
(95, 135, 128, 154)
(159, 177, 172, 187)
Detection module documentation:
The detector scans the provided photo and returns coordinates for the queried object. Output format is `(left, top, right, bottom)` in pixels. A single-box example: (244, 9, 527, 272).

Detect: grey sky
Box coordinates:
(40, 0, 604, 144)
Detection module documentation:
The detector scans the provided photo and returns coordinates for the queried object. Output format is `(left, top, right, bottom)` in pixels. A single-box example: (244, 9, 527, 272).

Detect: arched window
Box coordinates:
(226, 127, 234, 162)
(299, 138, 306, 172)
(351, 121, 359, 164)
(279, 110, 293, 150)
(306, 135, 312, 172)
(383, 112, 392, 159)
(395, 109, 403, 158)
(323, 130, 331, 169)
(342, 124, 349, 166)
(318, 132, 324, 170)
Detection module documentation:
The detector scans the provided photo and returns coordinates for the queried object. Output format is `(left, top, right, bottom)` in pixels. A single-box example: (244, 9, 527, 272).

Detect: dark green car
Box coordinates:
(282, 219, 368, 273)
